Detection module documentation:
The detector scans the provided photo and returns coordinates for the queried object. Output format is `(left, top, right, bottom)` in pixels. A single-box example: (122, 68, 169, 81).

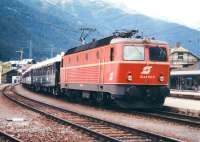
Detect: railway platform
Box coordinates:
(170, 89, 200, 100)
(165, 90, 200, 117)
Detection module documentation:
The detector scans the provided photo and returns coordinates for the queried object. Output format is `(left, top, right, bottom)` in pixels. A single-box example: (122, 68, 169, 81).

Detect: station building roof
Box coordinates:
(171, 70, 200, 76)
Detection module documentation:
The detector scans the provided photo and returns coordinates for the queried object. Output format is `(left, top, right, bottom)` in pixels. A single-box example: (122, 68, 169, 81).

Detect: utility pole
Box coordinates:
(29, 40, 32, 59)
(16, 48, 24, 61)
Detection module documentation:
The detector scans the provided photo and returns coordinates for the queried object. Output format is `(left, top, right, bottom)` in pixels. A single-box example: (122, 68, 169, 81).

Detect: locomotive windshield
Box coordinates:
(123, 46, 144, 61)
(149, 47, 167, 61)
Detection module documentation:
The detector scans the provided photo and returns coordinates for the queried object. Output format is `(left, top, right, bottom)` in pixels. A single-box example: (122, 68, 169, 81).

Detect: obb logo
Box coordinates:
(141, 66, 152, 75)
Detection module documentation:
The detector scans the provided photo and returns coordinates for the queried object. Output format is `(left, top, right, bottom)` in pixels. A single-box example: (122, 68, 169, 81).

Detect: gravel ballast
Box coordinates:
(14, 85, 200, 142)
(0, 85, 94, 142)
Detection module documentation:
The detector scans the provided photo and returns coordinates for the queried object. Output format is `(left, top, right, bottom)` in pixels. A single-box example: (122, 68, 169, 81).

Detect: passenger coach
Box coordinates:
(22, 55, 61, 95)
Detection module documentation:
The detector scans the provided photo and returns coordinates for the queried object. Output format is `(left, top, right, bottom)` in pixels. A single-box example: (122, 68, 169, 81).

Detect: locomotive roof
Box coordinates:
(65, 36, 113, 55)
(65, 36, 168, 55)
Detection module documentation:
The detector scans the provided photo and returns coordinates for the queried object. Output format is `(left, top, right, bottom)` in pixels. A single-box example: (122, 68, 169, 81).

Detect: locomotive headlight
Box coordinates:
(159, 75, 164, 82)
(127, 73, 133, 82)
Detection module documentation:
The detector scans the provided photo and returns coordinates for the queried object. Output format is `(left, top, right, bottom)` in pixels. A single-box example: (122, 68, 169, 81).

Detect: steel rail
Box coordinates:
(130, 107, 200, 127)
(0, 129, 23, 142)
(4, 86, 182, 142)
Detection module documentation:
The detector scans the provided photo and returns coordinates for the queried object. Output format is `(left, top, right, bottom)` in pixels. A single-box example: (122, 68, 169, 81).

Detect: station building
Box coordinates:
(1, 70, 21, 84)
(0, 59, 35, 84)
(170, 42, 200, 70)
(170, 43, 200, 91)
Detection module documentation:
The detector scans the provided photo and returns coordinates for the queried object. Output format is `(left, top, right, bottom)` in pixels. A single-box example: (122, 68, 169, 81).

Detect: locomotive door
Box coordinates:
(98, 47, 105, 91)
(144, 46, 149, 85)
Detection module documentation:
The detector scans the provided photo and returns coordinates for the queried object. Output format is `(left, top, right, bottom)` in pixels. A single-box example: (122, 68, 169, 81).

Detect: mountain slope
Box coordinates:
(0, 0, 80, 61)
(0, 0, 199, 61)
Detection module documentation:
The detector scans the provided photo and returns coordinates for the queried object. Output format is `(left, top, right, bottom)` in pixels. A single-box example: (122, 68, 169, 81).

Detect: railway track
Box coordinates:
(0, 130, 22, 142)
(130, 107, 200, 127)
(3, 86, 181, 142)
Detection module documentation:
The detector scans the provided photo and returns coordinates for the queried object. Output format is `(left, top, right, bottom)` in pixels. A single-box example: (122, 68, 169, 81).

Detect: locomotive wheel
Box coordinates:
(156, 96, 165, 106)
(95, 92, 111, 106)
(96, 92, 104, 105)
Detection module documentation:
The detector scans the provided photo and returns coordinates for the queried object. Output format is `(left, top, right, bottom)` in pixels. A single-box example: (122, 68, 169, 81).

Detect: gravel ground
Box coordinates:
(0, 85, 94, 142)
(14, 85, 200, 142)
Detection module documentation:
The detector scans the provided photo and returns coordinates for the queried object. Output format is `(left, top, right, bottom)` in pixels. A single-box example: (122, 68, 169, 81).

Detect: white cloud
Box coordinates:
(103, 0, 200, 29)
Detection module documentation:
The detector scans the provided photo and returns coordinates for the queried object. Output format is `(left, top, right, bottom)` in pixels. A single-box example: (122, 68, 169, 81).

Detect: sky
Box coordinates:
(102, 0, 200, 30)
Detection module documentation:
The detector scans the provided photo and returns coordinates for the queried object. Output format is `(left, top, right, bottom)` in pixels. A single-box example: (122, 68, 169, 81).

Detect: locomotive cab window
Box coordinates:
(123, 46, 144, 61)
(149, 47, 167, 62)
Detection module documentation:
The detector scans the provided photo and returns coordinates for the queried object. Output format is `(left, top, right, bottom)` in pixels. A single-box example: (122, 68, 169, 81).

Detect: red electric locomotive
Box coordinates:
(60, 30, 170, 108)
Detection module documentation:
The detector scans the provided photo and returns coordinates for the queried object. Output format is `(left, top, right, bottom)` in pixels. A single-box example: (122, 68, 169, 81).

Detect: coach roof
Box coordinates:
(22, 55, 62, 75)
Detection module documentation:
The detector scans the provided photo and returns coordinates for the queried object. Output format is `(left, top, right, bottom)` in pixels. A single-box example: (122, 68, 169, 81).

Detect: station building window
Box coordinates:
(178, 53, 184, 60)
(61, 59, 63, 67)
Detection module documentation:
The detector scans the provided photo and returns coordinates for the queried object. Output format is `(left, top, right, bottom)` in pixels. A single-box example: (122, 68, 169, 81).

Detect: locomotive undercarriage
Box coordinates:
(59, 84, 169, 108)
(114, 85, 170, 108)
(22, 83, 169, 109)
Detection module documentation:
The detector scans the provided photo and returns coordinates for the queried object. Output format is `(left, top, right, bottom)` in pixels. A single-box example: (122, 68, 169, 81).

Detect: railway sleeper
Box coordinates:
(115, 138, 150, 142)
(76, 122, 99, 125)
(89, 126, 112, 129)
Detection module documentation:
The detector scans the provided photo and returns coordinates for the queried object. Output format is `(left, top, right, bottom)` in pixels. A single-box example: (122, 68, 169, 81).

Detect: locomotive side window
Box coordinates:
(96, 51, 100, 60)
(85, 53, 88, 61)
(110, 48, 114, 61)
(149, 47, 167, 61)
(76, 56, 79, 62)
(123, 46, 144, 61)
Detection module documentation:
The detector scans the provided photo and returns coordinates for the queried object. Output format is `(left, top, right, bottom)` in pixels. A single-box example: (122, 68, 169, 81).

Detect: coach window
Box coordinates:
(50, 66, 52, 74)
(110, 48, 114, 61)
(52, 65, 55, 74)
